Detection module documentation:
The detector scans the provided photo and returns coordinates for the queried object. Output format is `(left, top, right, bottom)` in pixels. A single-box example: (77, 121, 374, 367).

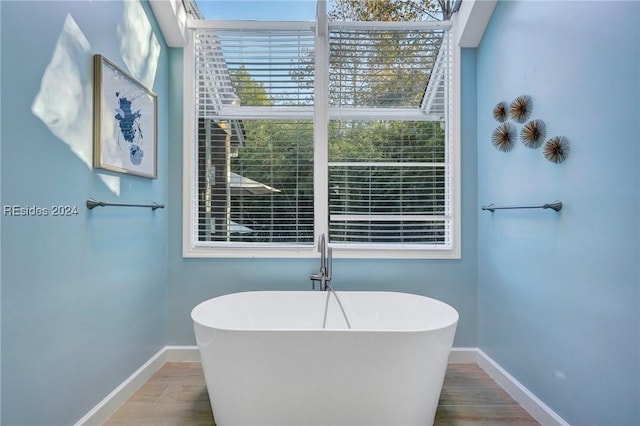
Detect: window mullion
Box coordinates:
(314, 2, 329, 243)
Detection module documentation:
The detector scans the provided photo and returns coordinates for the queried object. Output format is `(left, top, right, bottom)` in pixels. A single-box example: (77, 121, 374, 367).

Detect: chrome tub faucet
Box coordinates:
(310, 233, 332, 291)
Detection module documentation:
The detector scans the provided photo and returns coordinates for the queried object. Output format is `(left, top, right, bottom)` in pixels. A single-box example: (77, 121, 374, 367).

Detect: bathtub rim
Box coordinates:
(191, 290, 459, 334)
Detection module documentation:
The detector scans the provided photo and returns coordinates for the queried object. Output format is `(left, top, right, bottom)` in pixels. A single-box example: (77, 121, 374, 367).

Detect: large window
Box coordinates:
(183, 14, 459, 258)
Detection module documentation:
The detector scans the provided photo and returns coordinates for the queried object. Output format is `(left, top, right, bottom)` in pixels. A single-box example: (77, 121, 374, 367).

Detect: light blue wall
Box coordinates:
(476, 2, 640, 425)
(165, 48, 479, 347)
(0, 1, 169, 425)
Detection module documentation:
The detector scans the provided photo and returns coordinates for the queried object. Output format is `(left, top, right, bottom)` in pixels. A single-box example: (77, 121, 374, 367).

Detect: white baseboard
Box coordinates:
(76, 346, 568, 426)
(449, 346, 479, 363)
(163, 345, 201, 362)
(74, 346, 198, 426)
(476, 349, 570, 426)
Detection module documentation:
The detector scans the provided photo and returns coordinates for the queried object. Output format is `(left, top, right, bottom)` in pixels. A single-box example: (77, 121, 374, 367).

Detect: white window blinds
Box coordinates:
(328, 120, 449, 246)
(195, 25, 315, 112)
(327, 24, 452, 248)
(193, 25, 316, 245)
(328, 25, 448, 110)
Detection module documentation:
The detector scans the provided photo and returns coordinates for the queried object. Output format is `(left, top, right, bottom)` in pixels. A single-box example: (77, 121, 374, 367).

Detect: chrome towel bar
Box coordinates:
(481, 200, 562, 212)
(86, 198, 165, 211)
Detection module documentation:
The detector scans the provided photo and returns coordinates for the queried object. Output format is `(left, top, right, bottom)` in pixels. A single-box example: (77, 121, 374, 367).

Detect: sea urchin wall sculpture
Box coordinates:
(492, 122, 516, 152)
(493, 101, 507, 122)
(521, 119, 547, 149)
(543, 136, 570, 163)
(509, 95, 532, 123)
(490, 95, 570, 163)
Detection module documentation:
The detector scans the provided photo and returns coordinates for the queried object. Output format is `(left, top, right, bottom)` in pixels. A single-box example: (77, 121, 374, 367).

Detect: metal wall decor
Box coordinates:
(491, 122, 516, 152)
(509, 95, 532, 123)
(493, 101, 507, 123)
(521, 119, 546, 149)
(543, 136, 570, 163)
(490, 94, 570, 163)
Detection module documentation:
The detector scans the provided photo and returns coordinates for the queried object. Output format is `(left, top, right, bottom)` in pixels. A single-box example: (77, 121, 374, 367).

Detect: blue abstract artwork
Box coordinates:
(114, 91, 144, 165)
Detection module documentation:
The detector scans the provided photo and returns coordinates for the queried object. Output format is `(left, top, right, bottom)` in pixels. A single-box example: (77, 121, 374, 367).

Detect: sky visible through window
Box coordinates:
(195, 0, 318, 20)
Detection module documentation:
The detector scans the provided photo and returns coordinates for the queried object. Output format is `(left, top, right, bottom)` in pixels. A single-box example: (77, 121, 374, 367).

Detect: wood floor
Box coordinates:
(105, 362, 540, 426)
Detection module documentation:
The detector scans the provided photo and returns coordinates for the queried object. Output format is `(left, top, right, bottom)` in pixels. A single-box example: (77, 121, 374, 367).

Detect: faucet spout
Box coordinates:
(318, 233, 326, 275)
(326, 246, 332, 281)
(310, 233, 331, 291)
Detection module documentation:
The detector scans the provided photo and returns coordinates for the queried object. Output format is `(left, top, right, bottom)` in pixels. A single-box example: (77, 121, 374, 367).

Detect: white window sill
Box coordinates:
(183, 244, 461, 260)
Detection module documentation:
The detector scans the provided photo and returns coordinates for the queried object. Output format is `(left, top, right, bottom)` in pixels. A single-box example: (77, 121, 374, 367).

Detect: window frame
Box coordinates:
(182, 17, 461, 259)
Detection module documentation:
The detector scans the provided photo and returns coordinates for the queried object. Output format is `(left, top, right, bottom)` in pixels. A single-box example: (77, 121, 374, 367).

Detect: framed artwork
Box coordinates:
(93, 54, 157, 178)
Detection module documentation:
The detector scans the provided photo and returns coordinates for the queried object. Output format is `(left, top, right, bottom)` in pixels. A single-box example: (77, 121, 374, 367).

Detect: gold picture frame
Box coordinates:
(93, 54, 157, 178)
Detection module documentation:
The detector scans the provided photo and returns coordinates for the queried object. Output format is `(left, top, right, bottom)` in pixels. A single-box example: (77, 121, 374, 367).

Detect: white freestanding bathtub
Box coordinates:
(192, 291, 458, 426)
